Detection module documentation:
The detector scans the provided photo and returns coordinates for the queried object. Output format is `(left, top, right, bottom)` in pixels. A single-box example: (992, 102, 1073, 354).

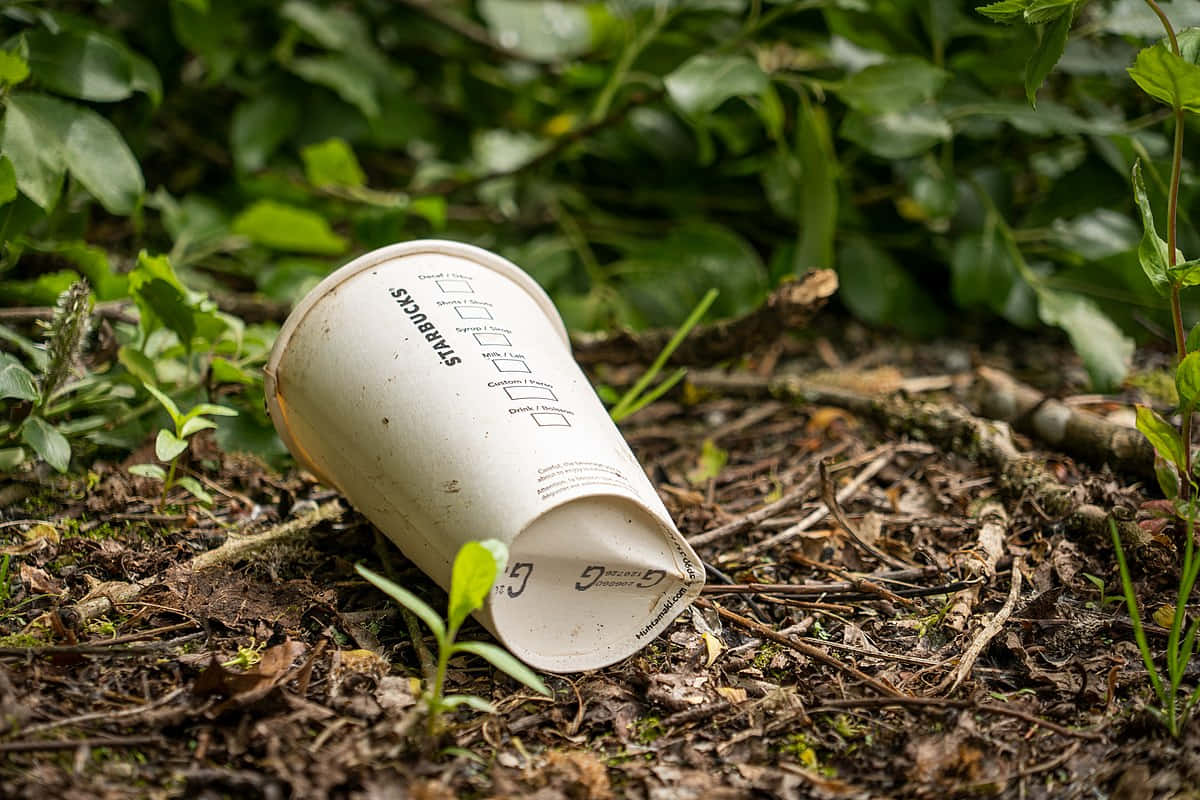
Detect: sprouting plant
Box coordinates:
(128, 383, 237, 508)
(608, 288, 718, 423)
(222, 639, 265, 669)
(356, 539, 550, 740)
(1112, 517, 1200, 736)
(1082, 573, 1122, 608)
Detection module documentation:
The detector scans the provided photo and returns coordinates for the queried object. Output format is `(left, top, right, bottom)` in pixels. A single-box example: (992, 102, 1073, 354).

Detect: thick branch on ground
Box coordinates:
(688, 369, 1164, 566)
(974, 366, 1154, 481)
(571, 270, 838, 366)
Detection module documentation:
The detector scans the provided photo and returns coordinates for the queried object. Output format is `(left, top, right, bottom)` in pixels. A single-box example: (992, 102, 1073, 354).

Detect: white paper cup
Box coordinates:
(264, 240, 704, 672)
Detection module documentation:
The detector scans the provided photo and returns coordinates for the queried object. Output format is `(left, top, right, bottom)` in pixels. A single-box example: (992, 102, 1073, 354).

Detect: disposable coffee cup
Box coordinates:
(264, 240, 704, 672)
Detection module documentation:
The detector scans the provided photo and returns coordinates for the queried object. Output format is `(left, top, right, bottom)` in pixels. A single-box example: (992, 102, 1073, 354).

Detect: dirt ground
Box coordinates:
(2, 315, 1198, 800)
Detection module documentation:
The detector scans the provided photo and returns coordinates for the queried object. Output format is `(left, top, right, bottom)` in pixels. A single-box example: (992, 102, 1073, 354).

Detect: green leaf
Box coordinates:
(2, 93, 143, 214)
(687, 439, 728, 485)
(837, 235, 945, 337)
(1136, 405, 1186, 472)
(1132, 161, 1172, 297)
(176, 476, 214, 505)
(0, 156, 13, 207)
(181, 402, 239, 422)
(978, 0, 1031, 22)
(129, 463, 167, 481)
(232, 201, 347, 254)
(1023, 0, 1075, 24)
(24, 30, 134, 102)
(1128, 29, 1200, 113)
(477, 0, 595, 61)
(155, 429, 189, 462)
(356, 563, 446, 641)
(1169, 259, 1200, 287)
(134, 279, 195, 346)
(180, 416, 218, 438)
(794, 100, 837, 272)
(0, 51, 30, 87)
(840, 107, 952, 159)
(21, 416, 70, 473)
(1036, 288, 1132, 391)
(453, 640, 551, 695)
(301, 138, 366, 188)
(0, 353, 37, 402)
(834, 56, 948, 114)
(231, 92, 300, 172)
(289, 55, 379, 119)
(1025, 11, 1073, 107)
(440, 694, 497, 713)
(1177, 353, 1200, 413)
(1188, 322, 1200, 354)
(280, 0, 370, 51)
(143, 383, 183, 426)
(665, 54, 768, 116)
(448, 540, 501, 633)
(0, 447, 27, 472)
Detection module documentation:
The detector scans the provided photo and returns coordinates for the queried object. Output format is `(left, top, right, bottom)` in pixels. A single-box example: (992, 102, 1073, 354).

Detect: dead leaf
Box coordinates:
(194, 639, 306, 698)
(19, 563, 63, 596)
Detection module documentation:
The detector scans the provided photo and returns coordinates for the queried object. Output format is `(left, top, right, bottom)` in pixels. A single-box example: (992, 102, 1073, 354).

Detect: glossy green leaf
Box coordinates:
(1023, 0, 1075, 24)
(232, 201, 348, 254)
(1169, 259, 1200, 287)
(840, 107, 952, 159)
(21, 416, 70, 473)
(448, 540, 503, 633)
(356, 563, 446, 641)
(978, 0, 1030, 22)
(289, 55, 379, 118)
(834, 56, 948, 114)
(453, 640, 551, 695)
(129, 463, 167, 481)
(180, 416, 219, 438)
(1155, 456, 1179, 500)
(181, 403, 239, 422)
(2, 93, 143, 214)
(477, 0, 595, 61)
(1036, 288, 1132, 391)
(1132, 161, 1172, 297)
(665, 54, 768, 116)
(1128, 29, 1200, 113)
(1136, 405, 1186, 472)
(302, 138, 366, 188)
(1188, 323, 1200, 354)
(1177, 353, 1200, 413)
(795, 99, 837, 273)
(155, 429, 189, 462)
(176, 476, 214, 505)
(280, 0, 369, 51)
(0, 51, 30, 87)
(837, 235, 945, 337)
(24, 30, 134, 102)
(0, 353, 37, 402)
(231, 92, 299, 172)
(143, 383, 183, 427)
(1025, 10, 1072, 107)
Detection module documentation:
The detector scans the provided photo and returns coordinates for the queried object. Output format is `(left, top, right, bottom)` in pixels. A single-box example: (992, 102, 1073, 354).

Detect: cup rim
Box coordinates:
(263, 239, 571, 478)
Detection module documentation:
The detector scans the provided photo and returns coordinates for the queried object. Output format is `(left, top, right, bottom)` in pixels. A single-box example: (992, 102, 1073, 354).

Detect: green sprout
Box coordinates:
(356, 539, 551, 740)
(128, 383, 236, 508)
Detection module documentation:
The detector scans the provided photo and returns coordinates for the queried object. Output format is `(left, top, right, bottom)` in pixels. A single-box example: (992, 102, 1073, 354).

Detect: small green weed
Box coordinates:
(356, 539, 550, 741)
(222, 639, 266, 669)
(129, 382, 236, 508)
(1082, 573, 1122, 609)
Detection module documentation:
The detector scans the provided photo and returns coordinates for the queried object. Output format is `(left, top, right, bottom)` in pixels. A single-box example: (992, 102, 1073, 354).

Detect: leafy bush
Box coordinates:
(1, 0, 1198, 471)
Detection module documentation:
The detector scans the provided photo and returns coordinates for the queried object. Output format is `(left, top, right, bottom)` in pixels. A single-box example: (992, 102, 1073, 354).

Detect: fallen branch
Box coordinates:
(0, 734, 160, 753)
(935, 559, 1023, 695)
(974, 366, 1154, 480)
(689, 370, 1163, 565)
(818, 457, 909, 569)
(942, 500, 1007, 633)
(572, 270, 838, 366)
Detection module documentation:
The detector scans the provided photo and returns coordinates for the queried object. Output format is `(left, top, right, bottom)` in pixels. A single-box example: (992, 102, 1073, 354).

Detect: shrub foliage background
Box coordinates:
(0, 0, 1197, 472)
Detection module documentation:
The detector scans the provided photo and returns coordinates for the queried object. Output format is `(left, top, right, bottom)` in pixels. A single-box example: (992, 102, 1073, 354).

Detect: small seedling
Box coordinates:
(1082, 573, 1122, 608)
(356, 539, 550, 739)
(609, 288, 718, 423)
(129, 383, 236, 508)
(222, 639, 265, 669)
